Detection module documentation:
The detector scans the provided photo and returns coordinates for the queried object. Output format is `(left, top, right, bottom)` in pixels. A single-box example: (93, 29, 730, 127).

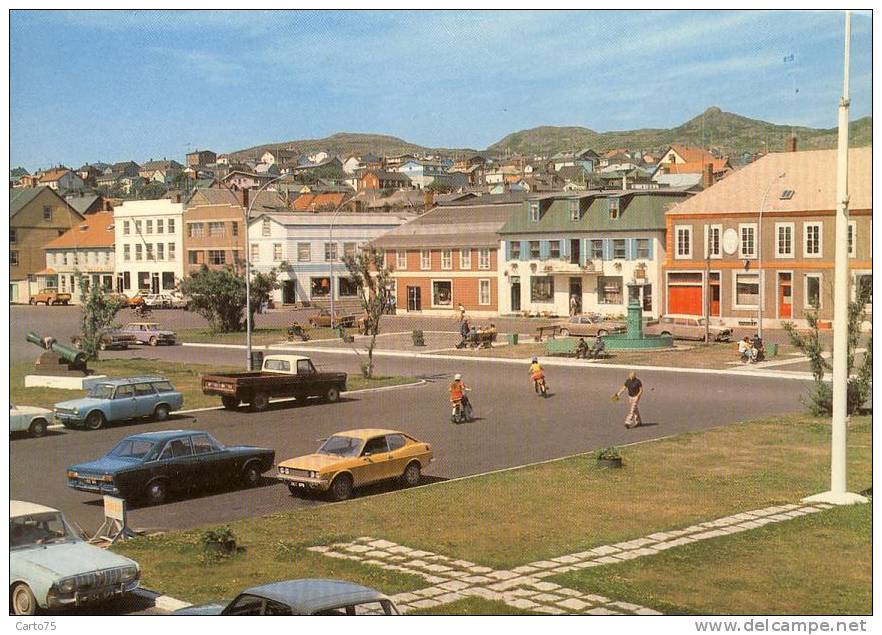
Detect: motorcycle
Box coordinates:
(533, 375, 548, 397)
(133, 304, 152, 319)
(451, 392, 474, 424)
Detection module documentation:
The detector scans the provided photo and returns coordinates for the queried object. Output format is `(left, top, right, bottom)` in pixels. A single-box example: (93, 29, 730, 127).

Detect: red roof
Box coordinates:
(38, 168, 71, 183)
(292, 192, 347, 212)
(664, 158, 731, 175)
(668, 145, 715, 164)
(44, 211, 115, 249)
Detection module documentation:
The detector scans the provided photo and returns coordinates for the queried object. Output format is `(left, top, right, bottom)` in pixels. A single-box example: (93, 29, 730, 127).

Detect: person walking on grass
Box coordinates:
(613, 371, 643, 428)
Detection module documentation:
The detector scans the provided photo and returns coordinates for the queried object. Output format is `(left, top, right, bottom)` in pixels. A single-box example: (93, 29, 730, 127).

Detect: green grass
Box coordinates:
(113, 413, 871, 611)
(178, 326, 347, 345)
(11, 359, 416, 411)
(592, 342, 799, 370)
(441, 342, 547, 359)
(552, 503, 872, 615)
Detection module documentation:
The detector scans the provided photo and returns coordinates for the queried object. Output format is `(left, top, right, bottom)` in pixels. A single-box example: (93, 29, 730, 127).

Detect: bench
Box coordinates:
(546, 337, 612, 359)
(535, 325, 561, 341)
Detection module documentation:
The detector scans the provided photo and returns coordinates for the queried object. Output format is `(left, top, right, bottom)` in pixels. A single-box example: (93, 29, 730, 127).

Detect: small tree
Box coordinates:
(783, 285, 872, 415)
(180, 265, 279, 334)
(77, 276, 126, 360)
(343, 247, 391, 378)
(248, 269, 280, 326)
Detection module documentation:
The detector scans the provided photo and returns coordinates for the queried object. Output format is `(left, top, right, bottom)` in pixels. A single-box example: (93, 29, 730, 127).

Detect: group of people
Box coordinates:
(575, 336, 606, 360)
(737, 334, 766, 364)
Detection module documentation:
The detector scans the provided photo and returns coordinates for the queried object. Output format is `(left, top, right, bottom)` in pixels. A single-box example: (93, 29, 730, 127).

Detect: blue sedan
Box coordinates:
(67, 430, 275, 505)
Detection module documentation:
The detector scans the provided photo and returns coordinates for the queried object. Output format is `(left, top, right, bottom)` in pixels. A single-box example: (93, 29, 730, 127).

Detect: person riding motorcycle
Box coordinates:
(449, 373, 472, 422)
(529, 357, 548, 396)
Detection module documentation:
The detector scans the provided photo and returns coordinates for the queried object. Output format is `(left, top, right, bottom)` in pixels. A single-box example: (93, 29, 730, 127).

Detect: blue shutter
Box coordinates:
(505, 241, 512, 261)
(646, 238, 654, 260)
(602, 239, 611, 261)
(520, 240, 529, 261)
(582, 239, 589, 265)
(540, 240, 550, 260)
(628, 238, 636, 261)
(561, 239, 567, 259)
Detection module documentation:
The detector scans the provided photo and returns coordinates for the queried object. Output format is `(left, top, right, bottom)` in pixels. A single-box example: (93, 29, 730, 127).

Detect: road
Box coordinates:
(11, 342, 809, 534)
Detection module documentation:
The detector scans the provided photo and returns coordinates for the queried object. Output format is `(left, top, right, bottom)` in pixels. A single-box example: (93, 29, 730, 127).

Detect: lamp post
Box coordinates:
(756, 171, 786, 340)
(328, 202, 348, 326)
(219, 175, 283, 369)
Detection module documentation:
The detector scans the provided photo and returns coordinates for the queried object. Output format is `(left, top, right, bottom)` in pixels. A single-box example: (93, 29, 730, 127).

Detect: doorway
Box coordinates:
(569, 239, 580, 265)
(282, 280, 296, 304)
(778, 272, 792, 319)
(709, 272, 721, 317)
(407, 286, 422, 311)
(151, 273, 160, 294)
(510, 276, 521, 312)
(569, 277, 582, 314)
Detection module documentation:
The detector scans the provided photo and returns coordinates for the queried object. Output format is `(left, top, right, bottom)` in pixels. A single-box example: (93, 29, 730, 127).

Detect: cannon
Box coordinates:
(27, 331, 90, 376)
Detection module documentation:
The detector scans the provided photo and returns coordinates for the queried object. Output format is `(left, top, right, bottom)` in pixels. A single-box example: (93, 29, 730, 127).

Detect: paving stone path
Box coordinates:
(308, 501, 834, 615)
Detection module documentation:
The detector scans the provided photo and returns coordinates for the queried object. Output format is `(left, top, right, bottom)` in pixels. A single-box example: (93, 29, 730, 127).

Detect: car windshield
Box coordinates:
(88, 384, 115, 399)
(317, 435, 362, 457)
(109, 438, 158, 460)
(10, 512, 76, 549)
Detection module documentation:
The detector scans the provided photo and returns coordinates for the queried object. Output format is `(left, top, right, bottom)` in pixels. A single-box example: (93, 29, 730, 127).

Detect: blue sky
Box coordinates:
(10, 10, 872, 171)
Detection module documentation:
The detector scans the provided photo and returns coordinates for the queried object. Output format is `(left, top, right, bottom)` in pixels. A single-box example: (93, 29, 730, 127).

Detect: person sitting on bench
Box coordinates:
(589, 336, 606, 359)
(575, 337, 590, 359)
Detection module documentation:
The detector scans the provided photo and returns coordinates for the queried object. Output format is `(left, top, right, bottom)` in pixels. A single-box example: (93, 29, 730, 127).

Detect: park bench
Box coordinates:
(546, 337, 613, 359)
(535, 325, 561, 341)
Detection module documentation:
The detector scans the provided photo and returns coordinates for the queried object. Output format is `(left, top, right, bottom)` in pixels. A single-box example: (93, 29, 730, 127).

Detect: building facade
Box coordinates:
(10, 187, 85, 303)
(372, 197, 519, 317)
(663, 147, 872, 327)
(248, 211, 411, 305)
(113, 199, 185, 294)
(498, 190, 690, 318)
(38, 211, 116, 302)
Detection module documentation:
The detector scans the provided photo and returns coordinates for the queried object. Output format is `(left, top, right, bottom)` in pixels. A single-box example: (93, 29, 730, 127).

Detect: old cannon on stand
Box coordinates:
(26, 331, 90, 376)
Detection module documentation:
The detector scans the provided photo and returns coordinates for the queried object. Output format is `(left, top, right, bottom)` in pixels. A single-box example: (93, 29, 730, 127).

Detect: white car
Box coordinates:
(10, 404, 53, 438)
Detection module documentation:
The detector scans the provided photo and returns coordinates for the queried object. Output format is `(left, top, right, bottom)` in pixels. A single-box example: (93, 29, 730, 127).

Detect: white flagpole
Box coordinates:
(803, 10, 867, 506)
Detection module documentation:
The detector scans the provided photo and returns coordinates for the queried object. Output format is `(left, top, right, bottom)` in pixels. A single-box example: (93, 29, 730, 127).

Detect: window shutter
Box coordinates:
(540, 240, 550, 260)
(560, 239, 568, 258)
(582, 239, 589, 265)
(520, 240, 529, 261)
(505, 241, 512, 261)
(602, 239, 611, 261)
(646, 238, 654, 260)
(628, 238, 636, 261)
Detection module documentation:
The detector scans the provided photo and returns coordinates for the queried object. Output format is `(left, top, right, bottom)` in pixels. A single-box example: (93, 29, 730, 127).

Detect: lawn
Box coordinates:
(113, 413, 871, 611)
(10, 359, 416, 411)
(440, 342, 548, 359)
(178, 326, 347, 345)
(590, 341, 800, 370)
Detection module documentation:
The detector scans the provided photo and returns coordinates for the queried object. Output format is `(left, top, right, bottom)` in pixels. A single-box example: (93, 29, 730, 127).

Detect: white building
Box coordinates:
(248, 211, 412, 304)
(113, 198, 185, 294)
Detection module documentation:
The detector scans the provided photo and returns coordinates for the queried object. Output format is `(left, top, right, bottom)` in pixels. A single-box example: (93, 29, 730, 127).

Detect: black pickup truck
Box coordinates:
(202, 355, 347, 412)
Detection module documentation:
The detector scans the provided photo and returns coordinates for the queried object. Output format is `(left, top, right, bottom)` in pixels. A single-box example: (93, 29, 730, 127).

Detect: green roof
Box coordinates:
(498, 190, 690, 235)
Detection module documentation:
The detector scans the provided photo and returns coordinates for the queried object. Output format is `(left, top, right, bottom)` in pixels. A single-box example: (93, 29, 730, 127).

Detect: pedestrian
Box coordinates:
(738, 336, 752, 363)
(458, 318, 471, 348)
(570, 294, 579, 316)
(458, 302, 466, 322)
(613, 371, 643, 428)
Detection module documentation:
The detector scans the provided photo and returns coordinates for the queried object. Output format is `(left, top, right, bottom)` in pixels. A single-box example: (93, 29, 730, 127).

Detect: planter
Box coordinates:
(597, 457, 623, 469)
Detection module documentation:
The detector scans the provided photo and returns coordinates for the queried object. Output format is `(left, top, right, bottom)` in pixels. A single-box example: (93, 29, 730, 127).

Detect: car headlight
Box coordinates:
(120, 566, 139, 582)
(100, 474, 114, 483)
(278, 467, 287, 475)
(57, 577, 76, 594)
(67, 470, 78, 479)
(309, 471, 318, 479)
(73, 408, 80, 415)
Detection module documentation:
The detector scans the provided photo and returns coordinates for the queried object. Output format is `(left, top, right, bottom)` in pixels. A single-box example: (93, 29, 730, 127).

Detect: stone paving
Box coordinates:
(308, 501, 834, 615)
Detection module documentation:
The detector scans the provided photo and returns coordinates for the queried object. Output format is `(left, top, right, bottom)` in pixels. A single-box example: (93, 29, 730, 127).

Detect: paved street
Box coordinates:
(11, 337, 807, 534)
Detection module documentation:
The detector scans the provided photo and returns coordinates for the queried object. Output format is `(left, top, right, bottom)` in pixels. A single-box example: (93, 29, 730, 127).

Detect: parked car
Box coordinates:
(277, 428, 433, 501)
(554, 314, 626, 338)
(120, 322, 177, 346)
(54, 376, 183, 430)
(644, 315, 733, 342)
(10, 500, 140, 615)
(165, 292, 189, 310)
(137, 293, 171, 309)
(29, 289, 71, 306)
(126, 294, 145, 307)
(71, 330, 138, 351)
(308, 308, 357, 328)
(202, 354, 347, 412)
(66, 430, 275, 505)
(10, 404, 53, 438)
(174, 579, 399, 615)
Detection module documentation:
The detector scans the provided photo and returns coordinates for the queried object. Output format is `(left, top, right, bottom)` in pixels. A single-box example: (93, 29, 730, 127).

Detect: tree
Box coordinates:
(139, 181, 169, 200)
(343, 247, 391, 378)
(179, 265, 279, 333)
(426, 179, 454, 194)
(76, 276, 126, 360)
(782, 284, 872, 415)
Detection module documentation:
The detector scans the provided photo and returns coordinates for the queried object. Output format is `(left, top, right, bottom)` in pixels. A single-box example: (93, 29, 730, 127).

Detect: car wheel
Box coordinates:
(251, 392, 270, 412)
(84, 410, 106, 431)
(98, 340, 108, 351)
(402, 461, 421, 487)
(28, 418, 48, 438)
(221, 396, 239, 410)
(149, 336, 158, 346)
(28, 298, 35, 305)
(559, 328, 569, 337)
(153, 404, 170, 421)
(597, 329, 608, 337)
(146, 480, 167, 505)
(325, 386, 340, 403)
(11, 583, 37, 616)
(241, 462, 261, 488)
(329, 473, 353, 501)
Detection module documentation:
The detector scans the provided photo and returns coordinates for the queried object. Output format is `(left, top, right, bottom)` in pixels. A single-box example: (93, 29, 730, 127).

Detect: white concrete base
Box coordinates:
(24, 374, 108, 390)
(802, 490, 869, 505)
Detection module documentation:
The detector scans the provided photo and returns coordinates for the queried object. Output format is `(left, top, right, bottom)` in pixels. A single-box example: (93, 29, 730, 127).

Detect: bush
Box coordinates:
(595, 447, 621, 461)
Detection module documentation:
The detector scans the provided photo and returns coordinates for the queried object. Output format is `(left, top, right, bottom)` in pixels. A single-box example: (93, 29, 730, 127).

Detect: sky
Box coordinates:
(9, 9, 872, 171)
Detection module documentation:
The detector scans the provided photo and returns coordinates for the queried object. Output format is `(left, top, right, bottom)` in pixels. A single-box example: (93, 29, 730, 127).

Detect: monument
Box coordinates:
(24, 331, 107, 389)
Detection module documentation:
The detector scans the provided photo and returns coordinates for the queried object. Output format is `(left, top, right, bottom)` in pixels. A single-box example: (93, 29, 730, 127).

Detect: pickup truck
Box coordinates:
(29, 289, 71, 306)
(202, 355, 347, 412)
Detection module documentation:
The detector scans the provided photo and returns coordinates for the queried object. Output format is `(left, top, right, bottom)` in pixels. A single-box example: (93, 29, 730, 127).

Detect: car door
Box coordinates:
(189, 433, 228, 487)
(156, 436, 198, 493)
(384, 434, 410, 479)
(9, 405, 26, 433)
(132, 382, 158, 417)
(296, 358, 318, 396)
(109, 384, 137, 420)
(353, 436, 392, 486)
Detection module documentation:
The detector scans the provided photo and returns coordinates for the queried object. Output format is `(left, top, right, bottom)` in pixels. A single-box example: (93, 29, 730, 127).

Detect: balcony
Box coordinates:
(541, 259, 602, 274)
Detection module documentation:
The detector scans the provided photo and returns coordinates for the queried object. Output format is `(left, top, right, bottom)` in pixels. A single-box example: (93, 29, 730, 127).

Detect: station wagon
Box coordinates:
(54, 376, 184, 430)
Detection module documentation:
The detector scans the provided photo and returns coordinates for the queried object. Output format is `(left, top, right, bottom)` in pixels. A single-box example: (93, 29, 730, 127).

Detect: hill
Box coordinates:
(487, 107, 872, 157)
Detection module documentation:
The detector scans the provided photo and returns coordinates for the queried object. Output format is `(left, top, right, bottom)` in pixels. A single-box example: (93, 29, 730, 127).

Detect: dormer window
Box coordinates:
(609, 199, 620, 219)
(569, 200, 579, 221)
(529, 202, 540, 222)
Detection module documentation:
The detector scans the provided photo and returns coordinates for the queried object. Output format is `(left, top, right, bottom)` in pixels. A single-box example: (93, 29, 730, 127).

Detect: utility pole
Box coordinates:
(803, 10, 867, 506)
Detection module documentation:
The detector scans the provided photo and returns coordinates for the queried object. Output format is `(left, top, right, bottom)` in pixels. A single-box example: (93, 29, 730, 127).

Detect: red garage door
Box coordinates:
(668, 285, 703, 315)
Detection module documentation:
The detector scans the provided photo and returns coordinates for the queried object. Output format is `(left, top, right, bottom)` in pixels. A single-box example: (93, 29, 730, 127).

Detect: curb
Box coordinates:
(132, 587, 192, 612)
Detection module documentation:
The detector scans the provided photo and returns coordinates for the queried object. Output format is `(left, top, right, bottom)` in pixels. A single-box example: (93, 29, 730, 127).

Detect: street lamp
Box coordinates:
(756, 171, 786, 340)
(219, 174, 284, 369)
(328, 201, 349, 325)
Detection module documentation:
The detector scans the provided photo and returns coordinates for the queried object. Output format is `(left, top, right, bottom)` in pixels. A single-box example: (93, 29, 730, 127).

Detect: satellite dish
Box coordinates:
(723, 228, 739, 255)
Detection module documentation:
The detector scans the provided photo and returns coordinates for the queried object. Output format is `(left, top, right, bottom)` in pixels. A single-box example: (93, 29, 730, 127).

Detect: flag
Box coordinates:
(784, 54, 795, 63)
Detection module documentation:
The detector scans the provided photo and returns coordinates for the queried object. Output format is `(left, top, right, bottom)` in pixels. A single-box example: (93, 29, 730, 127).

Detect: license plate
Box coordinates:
(297, 482, 306, 488)
(84, 479, 97, 485)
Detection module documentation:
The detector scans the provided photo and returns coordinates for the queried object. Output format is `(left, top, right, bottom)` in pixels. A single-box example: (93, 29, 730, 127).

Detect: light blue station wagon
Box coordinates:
(10, 500, 140, 615)
(54, 376, 184, 430)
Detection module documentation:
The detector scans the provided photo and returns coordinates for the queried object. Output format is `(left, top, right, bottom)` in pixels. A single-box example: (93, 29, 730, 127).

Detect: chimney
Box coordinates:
(702, 163, 714, 189)
(786, 136, 797, 152)
(175, 193, 182, 203)
(241, 187, 249, 209)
